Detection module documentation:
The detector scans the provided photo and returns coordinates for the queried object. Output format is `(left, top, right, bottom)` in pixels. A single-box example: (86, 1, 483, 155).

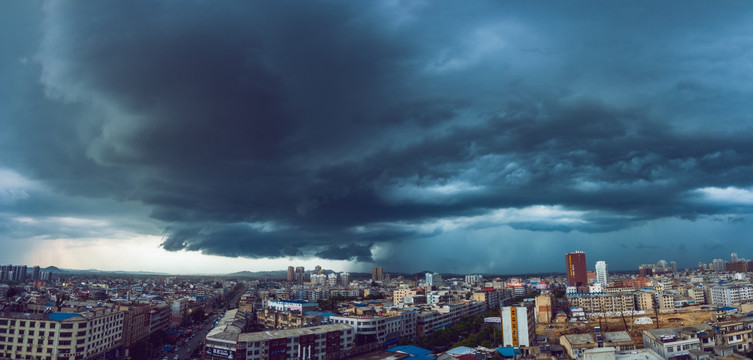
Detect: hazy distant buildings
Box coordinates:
(425, 272, 442, 288)
(32, 265, 40, 282)
(712, 259, 726, 272)
(371, 267, 384, 282)
(565, 251, 587, 287)
(639, 264, 654, 277)
(340, 272, 350, 286)
(595, 260, 608, 286)
(465, 274, 483, 285)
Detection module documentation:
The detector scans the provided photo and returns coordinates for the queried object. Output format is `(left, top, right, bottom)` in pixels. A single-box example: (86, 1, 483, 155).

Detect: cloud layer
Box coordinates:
(2, 1, 753, 272)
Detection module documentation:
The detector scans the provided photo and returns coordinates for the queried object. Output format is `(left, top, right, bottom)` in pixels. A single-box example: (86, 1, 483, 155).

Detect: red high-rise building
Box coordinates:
(565, 251, 587, 287)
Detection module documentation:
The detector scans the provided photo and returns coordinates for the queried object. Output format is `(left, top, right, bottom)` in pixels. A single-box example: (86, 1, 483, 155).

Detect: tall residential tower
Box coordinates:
(565, 251, 587, 287)
(595, 260, 608, 286)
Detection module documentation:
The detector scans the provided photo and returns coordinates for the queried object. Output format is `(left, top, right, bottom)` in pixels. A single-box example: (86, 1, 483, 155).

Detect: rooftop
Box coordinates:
(563, 333, 596, 346)
(602, 331, 634, 344)
(237, 323, 353, 342)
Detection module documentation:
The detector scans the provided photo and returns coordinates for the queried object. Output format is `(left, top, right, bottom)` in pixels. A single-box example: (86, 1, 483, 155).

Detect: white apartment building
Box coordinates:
(0, 309, 124, 360)
(709, 285, 753, 306)
(501, 306, 534, 347)
(329, 315, 387, 346)
(205, 323, 353, 360)
(642, 324, 714, 360)
(595, 261, 609, 286)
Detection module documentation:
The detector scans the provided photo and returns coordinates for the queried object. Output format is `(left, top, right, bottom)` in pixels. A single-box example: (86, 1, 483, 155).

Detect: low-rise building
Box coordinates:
(204, 323, 354, 360)
(642, 324, 713, 360)
(560, 333, 597, 359)
(0, 309, 125, 360)
(715, 320, 753, 353)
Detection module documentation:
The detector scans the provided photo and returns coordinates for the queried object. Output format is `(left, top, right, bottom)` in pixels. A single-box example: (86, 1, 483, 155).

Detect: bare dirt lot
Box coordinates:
(537, 306, 713, 347)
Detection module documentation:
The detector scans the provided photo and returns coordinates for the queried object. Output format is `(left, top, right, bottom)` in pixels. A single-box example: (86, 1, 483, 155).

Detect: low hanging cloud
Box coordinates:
(1, 1, 753, 270)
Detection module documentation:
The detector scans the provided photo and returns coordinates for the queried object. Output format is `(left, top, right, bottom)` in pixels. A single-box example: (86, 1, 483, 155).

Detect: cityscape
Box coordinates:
(3, 1, 753, 360)
(3, 250, 753, 359)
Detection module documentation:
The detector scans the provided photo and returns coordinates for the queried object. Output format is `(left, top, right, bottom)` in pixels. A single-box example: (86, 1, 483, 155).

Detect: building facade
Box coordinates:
(595, 261, 608, 286)
(0, 309, 125, 360)
(566, 251, 587, 287)
(500, 306, 534, 347)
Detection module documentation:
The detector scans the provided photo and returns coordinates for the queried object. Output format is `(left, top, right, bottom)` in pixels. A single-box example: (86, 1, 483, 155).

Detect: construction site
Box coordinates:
(536, 305, 715, 348)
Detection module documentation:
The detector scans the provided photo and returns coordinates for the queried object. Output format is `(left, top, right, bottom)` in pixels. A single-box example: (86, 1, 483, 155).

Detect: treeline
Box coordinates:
(416, 309, 502, 352)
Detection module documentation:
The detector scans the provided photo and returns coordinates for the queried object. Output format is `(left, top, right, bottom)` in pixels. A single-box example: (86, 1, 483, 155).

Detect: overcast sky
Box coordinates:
(1, 1, 753, 275)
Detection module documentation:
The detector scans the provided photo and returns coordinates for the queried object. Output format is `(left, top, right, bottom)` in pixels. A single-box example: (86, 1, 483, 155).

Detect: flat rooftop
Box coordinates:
(603, 331, 633, 343)
(563, 333, 596, 346)
(237, 323, 352, 342)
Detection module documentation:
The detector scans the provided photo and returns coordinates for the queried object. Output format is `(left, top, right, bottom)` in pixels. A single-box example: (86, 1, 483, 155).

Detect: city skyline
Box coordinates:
(0, 250, 747, 277)
(2, 2, 753, 274)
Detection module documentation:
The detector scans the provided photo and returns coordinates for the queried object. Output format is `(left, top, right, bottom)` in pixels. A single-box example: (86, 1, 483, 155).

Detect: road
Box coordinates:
(173, 283, 249, 360)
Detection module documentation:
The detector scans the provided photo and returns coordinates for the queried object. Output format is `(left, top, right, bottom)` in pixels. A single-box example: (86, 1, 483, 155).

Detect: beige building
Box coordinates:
(602, 331, 636, 351)
(392, 289, 418, 306)
(567, 293, 635, 314)
(256, 309, 324, 330)
(656, 292, 675, 312)
(560, 333, 597, 358)
(119, 304, 150, 349)
(687, 288, 706, 305)
(0, 309, 124, 360)
(635, 291, 654, 311)
(715, 321, 753, 353)
(534, 294, 554, 323)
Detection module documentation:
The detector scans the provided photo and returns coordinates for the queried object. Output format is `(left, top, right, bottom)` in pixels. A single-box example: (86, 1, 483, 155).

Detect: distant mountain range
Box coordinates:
(38, 266, 168, 276)
(26, 266, 639, 279)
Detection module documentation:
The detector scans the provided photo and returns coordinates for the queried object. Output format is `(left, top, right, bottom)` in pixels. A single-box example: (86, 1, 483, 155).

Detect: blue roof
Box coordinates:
(446, 346, 474, 355)
(717, 306, 737, 311)
(304, 311, 336, 317)
(497, 347, 522, 357)
(387, 345, 434, 359)
(49, 313, 83, 321)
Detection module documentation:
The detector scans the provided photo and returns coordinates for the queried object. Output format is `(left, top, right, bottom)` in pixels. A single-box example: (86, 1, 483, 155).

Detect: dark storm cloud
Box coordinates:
(2, 1, 753, 269)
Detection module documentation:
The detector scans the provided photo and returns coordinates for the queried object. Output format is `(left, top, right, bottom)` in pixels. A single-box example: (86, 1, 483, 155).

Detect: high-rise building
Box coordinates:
(501, 305, 534, 347)
(32, 266, 41, 282)
(327, 273, 338, 286)
(712, 259, 726, 272)
(0, 265, 9, 281)
(425, 272, 442, 288)
(656, 260, 668, 273)
(595, 261, 608, 286)
(534, 293, 554, 324)
(670, 261, 677, 272)
(731, 253, 738, 263)
(340, 272, 350, 287)
(565, 251, 587, 287)
(371, 267, 384, 282)
(295, 266, 305, 283)
(465, 274, 483, 285)
(287, 266, 295, 282)
(315, 265, 322, 274)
